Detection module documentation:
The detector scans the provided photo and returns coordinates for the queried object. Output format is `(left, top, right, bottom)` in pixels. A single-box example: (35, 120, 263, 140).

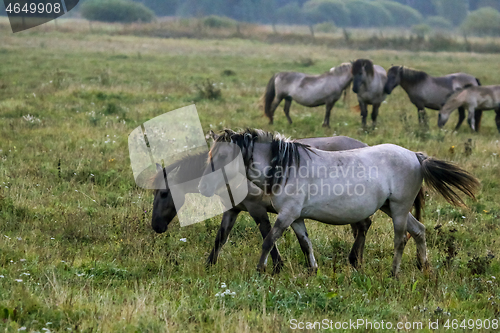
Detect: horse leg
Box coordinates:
(380, 202, 409, 277)
(268, 96, 283, 125)
(283, 97, 293, 124)
(371, 103, 381, 128)
(257, 212, 298, 273)
(206, 208, 240, 267)
(405, 213, 429, 272)
(290, 219, 318, 272)
(246, 206, 284, 274)
(468, 107, 476, 131)
(380, 205, 428, 273)
(322, 101, 335, 128)
(359, 101, 368, 128)
(455, 107, 466, 130)
(474, 109, 483, 132)
(348, 218, 372, 269)
(418, 108, 428, 128)
(495, 107, 500, 133)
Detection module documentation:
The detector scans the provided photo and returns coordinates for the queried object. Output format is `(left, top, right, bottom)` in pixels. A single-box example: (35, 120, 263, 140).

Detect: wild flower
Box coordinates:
(180, 238, 187, 242)
(22, 114, 41, 123)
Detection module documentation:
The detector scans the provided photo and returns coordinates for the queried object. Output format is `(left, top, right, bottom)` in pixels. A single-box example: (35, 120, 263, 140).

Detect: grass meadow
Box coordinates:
(1, 22, 500, 332)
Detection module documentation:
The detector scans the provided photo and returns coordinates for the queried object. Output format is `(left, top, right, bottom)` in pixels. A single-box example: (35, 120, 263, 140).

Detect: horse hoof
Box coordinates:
(322, 123, 330, 128)
(257, 265, 267, 274)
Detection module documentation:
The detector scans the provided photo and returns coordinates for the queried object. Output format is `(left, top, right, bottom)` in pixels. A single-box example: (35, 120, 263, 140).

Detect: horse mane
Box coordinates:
(212, 128, 313, 192)
(352, 59, 374, 77)
(330, 62, 352, 76)
(148, 150, 208, 189)
(400, 66, 429, 84)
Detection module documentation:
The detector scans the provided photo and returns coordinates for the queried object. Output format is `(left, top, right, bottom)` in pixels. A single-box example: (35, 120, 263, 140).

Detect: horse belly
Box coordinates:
(300, 184, 387, 224)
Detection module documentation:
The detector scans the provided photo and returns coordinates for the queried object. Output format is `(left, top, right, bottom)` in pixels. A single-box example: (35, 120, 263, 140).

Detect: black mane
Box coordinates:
(213, 128, 312, 192)
(352, 59, 374, 77)
(400, 66, 429, 84)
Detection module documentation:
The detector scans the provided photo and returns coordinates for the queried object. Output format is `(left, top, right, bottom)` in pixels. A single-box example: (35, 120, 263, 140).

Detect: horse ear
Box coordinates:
(208, 130, 218, 141)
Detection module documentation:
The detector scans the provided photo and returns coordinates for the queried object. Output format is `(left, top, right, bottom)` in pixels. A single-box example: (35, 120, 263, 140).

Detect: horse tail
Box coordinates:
(264, 74, 277, 121)
(415, 153, 479, 207)
(476, 77, 482, 86)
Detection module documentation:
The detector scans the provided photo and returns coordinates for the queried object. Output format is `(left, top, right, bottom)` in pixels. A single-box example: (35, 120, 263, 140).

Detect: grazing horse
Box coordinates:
(351, 59, 387, 127)
(439, 85, 500, 133)
(199, 129, 479, 276)
(384, 66, 482, 129)
(264, 63, 353, 128)
(151, 133, 378, 272)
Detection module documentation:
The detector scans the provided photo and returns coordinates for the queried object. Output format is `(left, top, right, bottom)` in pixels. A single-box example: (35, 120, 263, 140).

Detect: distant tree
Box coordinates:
(345, 0, 369, 27)
(276, 2, 304, 24)
(462, 6, 500, 36)
(81, 0, 155, 23)
(377, 1, 423, 26)
(426, 15, 453, 30)
(410, 0, 437, 17)
(435, 0, 468, 26)
(302, 0, 351, 27)
(345, 0, 393, 27)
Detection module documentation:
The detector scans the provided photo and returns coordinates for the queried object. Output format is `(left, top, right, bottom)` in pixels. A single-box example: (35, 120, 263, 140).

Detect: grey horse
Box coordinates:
(439, 85, 500, 132)
(199, 129, 479, 276)
(264, 63, 353, 128)
(351, 59, 387, 127)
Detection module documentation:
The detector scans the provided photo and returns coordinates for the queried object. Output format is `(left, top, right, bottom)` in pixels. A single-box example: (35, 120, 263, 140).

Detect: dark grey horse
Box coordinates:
(384, 66, 483, 130)
(151, 133, 373, 273)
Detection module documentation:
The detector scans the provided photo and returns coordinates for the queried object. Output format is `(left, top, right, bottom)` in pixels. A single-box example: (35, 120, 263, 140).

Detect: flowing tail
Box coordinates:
(264, 74, 277, 123)
(416, 153, 480, 207)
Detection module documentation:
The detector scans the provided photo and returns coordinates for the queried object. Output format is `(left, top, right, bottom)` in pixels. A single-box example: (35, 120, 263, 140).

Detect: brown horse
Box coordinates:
(384, 66, 482, 130)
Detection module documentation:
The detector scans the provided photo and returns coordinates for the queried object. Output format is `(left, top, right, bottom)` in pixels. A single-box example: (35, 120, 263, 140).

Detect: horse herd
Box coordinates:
(264, 59, 500, 133)
(148, 59, 498, 277)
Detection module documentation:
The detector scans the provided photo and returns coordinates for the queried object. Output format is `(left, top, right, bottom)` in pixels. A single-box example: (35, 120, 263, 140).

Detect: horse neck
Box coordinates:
(247, 142, 272, 190)
(333, 72, 353, 90)
(443, 92, 466, 115)
(169, 152, 209, 193)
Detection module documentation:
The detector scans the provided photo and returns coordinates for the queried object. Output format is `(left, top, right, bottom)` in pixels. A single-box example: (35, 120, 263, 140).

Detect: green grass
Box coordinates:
(1, 28, 500, 332)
